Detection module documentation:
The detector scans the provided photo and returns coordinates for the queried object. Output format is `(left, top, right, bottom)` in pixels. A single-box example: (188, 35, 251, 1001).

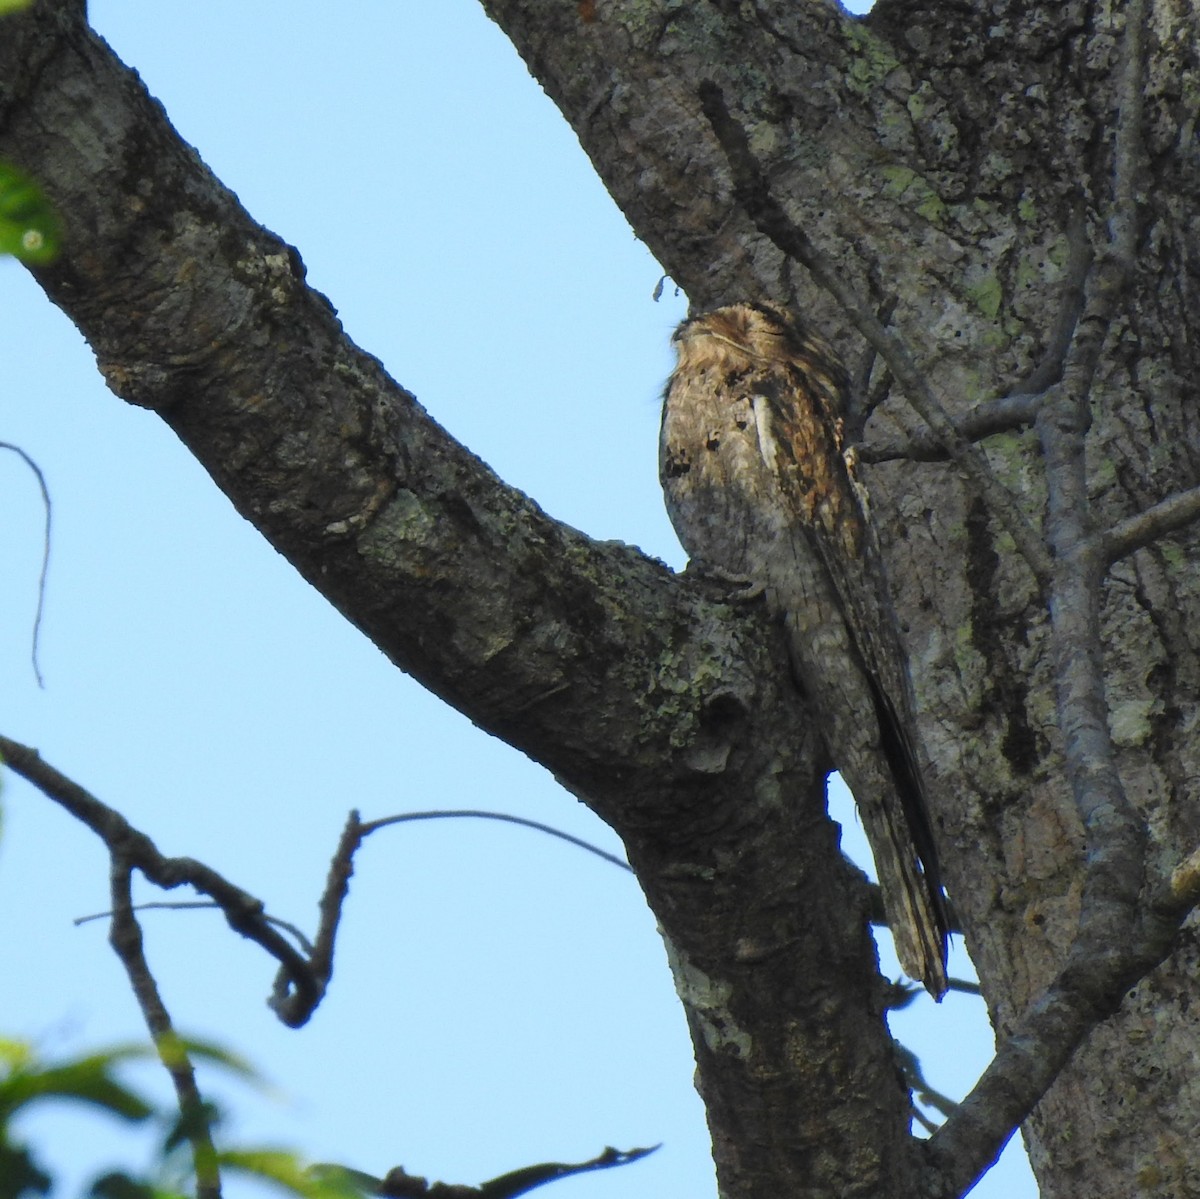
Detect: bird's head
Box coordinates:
(670, 302, 847, 402)
(672, 302, 793, 362)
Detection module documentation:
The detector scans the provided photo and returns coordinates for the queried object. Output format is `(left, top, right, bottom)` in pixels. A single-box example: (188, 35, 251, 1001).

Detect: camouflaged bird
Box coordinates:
(659, 301, 949, 997)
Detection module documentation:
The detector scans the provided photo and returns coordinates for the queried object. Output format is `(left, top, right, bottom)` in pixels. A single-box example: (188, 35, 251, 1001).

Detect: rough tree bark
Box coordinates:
(3, 1, 1200, 1197)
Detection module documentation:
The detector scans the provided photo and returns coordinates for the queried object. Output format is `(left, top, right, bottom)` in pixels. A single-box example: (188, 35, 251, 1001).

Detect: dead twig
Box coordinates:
(109, 857, 222, 1199)
(0, 733, 323, 1016)
(0, 734, 634, 1029)
(0, 440, 51, 688)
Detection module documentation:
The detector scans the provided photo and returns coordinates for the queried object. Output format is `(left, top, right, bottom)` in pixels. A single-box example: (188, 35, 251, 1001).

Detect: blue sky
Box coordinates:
(0, 4, 1034, 1197)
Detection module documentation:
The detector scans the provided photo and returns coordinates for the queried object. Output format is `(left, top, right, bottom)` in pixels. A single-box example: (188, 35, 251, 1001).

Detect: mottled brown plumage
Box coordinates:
(660, 301, 949, 997)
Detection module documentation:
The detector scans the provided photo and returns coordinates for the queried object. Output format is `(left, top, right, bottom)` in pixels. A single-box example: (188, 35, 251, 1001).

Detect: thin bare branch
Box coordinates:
(847, 294, 898, 435)
(109, 858, 222, 1199)
(1034, 0, 1150, 946)
(0, 733, 323, 1010)
(359, 809, 634, 872)
(857, 393, 1043, 464)
(1108, 2, 1147, 276)
(1036, 379, 1147, 928)
(1100, 484, 1200, 566)
(1015, 205, 1094, 398)
(0, 440, 51, 688)
(1, 735, 641, 1030)
(696, 80, 1052, 585)
(269, 810, 362, 1026)
(1056, 0, 1146, 400)
(75, 902, 316, 955)
(271, 807, 635, 1025)
(860, 210, 1089, 466)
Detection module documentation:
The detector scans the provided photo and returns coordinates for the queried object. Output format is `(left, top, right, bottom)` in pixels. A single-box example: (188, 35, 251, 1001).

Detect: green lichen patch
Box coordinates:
(965, 273, 1003, 319)
(843, 20, 902, 95)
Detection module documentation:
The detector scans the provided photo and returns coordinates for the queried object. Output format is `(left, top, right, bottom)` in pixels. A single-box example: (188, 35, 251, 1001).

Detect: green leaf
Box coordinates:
(0, 1142, 52, 1199)
(87, 1173, 158, 1199)
(0, 0, 34, 14)
(158, 1034, 261, 1085)
(0, 1047, 156, 1124)
(0, 1040, 34, 1072)
(0, 1037, 361, 1199)
(0, 162, 60, 264)
(87, 1174, 192, 1199)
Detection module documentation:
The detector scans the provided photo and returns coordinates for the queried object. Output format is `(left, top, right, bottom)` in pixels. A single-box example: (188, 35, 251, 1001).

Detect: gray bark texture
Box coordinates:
(4, 0, 1200, 1196)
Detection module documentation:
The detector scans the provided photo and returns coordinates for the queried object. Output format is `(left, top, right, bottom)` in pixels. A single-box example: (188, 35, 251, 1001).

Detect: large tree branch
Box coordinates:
(0, 2, 731, 818)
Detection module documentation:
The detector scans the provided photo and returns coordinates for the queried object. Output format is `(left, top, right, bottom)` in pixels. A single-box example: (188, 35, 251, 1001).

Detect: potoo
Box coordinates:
(659, 301, 949, 998)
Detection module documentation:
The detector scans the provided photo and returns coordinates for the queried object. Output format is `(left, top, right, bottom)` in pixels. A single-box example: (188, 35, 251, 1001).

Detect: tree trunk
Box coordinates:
(3, 1, 1200, 1196)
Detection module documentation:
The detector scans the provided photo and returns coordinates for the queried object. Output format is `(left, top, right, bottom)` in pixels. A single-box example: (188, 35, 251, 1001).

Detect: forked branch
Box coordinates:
(922, 849, 1200, 1198)
(1033, 0, 1150, 955)
(0, 733, 325, 1017)
(0, 734, 632, 1029)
